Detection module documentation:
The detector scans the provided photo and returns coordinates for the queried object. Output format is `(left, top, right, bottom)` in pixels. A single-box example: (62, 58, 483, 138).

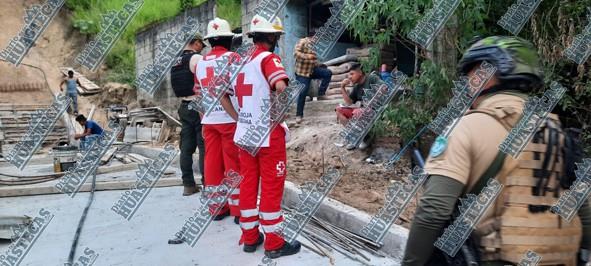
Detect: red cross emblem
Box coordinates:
(276, 161, 286, 176)
(234, 73, 253, 108)
(253, 18, 260, 25)
(200, 67, 216, 95)
(213, 23, 219, 30)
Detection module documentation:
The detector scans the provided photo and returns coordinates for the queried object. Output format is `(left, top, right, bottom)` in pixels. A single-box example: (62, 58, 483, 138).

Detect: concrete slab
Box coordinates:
(1, 187, 400, 266)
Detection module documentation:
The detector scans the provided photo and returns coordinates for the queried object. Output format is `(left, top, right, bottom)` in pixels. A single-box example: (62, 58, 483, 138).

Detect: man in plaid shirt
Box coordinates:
(294, 34, 332, 123)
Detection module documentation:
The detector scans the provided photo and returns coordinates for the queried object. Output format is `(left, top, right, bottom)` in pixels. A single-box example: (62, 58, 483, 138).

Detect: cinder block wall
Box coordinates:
(135, 0, 216, 115)
(241, 0, 308, 75)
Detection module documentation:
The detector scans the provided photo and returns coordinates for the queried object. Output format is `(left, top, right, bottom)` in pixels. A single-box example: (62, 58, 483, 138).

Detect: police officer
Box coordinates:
(170, 34, 207, 196)
(402, 36, 591, 265)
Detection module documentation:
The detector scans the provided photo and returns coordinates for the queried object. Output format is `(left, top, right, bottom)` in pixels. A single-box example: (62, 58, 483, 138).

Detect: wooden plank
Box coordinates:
(100, 147, 118, 165)
(127, 153, 149, 163)
(0, 176, 181, 197)
(96, 163, 139, 174)
(59, 67, 101, 94)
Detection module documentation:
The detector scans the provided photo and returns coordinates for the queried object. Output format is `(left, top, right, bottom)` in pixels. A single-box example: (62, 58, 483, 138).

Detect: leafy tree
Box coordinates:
(349, 0, 591, 154)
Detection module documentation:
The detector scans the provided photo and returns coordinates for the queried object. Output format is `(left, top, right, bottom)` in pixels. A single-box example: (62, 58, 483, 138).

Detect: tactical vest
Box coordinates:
(170, 50, 197, 97)
(466, 105, 581, 265)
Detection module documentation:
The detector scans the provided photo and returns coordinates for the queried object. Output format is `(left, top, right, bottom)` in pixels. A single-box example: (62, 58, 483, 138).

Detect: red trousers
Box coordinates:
(203, 123, 240, 217)
(238, 126, 287, 251)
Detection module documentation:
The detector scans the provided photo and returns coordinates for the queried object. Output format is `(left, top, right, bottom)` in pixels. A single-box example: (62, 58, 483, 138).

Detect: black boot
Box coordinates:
(264, 240, 301, 259)
(234, 216, 240, 225)
(243, 232, 264, 253)
(213, 210, 230, 221)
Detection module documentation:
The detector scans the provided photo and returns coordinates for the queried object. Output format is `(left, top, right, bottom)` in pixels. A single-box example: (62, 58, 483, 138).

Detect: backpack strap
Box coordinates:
(467, 151, 506, 195)
(462, 107, 514, 195)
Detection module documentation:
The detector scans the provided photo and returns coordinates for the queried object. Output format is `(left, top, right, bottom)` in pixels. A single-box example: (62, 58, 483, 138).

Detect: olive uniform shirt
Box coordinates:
(403, 92, 591, 265)
(425, 93, 525, 193)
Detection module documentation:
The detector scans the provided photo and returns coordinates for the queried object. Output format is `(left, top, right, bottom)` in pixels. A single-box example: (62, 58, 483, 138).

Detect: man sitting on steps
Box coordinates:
(335, 63, 384, 150)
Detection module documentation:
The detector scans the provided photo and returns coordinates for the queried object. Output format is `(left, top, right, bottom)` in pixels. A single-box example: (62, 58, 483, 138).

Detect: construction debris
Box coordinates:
(0, 216, 32, 240)
(282, 206, 388, 266)
(128, 107, 181, 127)
(121, 107, 180, 144)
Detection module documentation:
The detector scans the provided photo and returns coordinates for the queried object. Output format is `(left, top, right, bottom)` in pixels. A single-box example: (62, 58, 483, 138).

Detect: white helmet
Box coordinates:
(204, 17, 234, 39)
(248, 14, 284, 35)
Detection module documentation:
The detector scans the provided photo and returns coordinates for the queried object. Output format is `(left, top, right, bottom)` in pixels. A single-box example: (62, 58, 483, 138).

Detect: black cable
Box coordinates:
(66, 170, 97, 264)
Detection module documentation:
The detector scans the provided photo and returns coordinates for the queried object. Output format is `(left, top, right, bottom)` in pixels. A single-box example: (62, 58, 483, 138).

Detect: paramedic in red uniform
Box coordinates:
(195, 17, 241, 224)
(220, 14, 301, 258)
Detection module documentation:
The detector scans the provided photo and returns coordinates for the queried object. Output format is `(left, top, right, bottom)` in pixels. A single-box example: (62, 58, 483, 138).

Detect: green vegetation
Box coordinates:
(351, 0, 591, 154)
(216, 0, 242, 31)
(66, 0, 204, 83)
(65, 0, 208, 84)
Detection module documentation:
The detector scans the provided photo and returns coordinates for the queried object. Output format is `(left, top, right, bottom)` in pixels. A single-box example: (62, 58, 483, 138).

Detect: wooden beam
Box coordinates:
(0, 176, 181, 197)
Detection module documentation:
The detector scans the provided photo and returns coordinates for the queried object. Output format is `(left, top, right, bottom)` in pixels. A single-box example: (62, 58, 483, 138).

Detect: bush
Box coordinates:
(65, 0, 207, 83)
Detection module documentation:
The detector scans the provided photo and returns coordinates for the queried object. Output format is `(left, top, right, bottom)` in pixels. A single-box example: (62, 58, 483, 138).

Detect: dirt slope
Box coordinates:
(285, 99, 419, 228)
(0, 0, 100, 118)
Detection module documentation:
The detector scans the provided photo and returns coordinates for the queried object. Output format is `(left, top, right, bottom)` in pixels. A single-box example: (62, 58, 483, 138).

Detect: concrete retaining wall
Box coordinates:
(134, 0, 216, 115)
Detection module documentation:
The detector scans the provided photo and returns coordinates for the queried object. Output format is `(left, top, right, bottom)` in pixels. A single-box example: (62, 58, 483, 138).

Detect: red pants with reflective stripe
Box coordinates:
(239, 126, 287, 251)
(203, 123, 240, 217)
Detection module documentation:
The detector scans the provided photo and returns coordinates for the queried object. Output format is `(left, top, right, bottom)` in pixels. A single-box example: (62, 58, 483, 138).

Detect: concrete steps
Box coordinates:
(0, 105, 68, 152)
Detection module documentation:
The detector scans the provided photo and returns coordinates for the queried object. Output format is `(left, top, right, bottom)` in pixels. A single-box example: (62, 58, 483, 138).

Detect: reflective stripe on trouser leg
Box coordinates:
(221, 123, 241, 216)
(238, 148, 261, 245)
(228, 188, 240, 215)
(259, 126, 287, 251)
(203, 125, 229, 215)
